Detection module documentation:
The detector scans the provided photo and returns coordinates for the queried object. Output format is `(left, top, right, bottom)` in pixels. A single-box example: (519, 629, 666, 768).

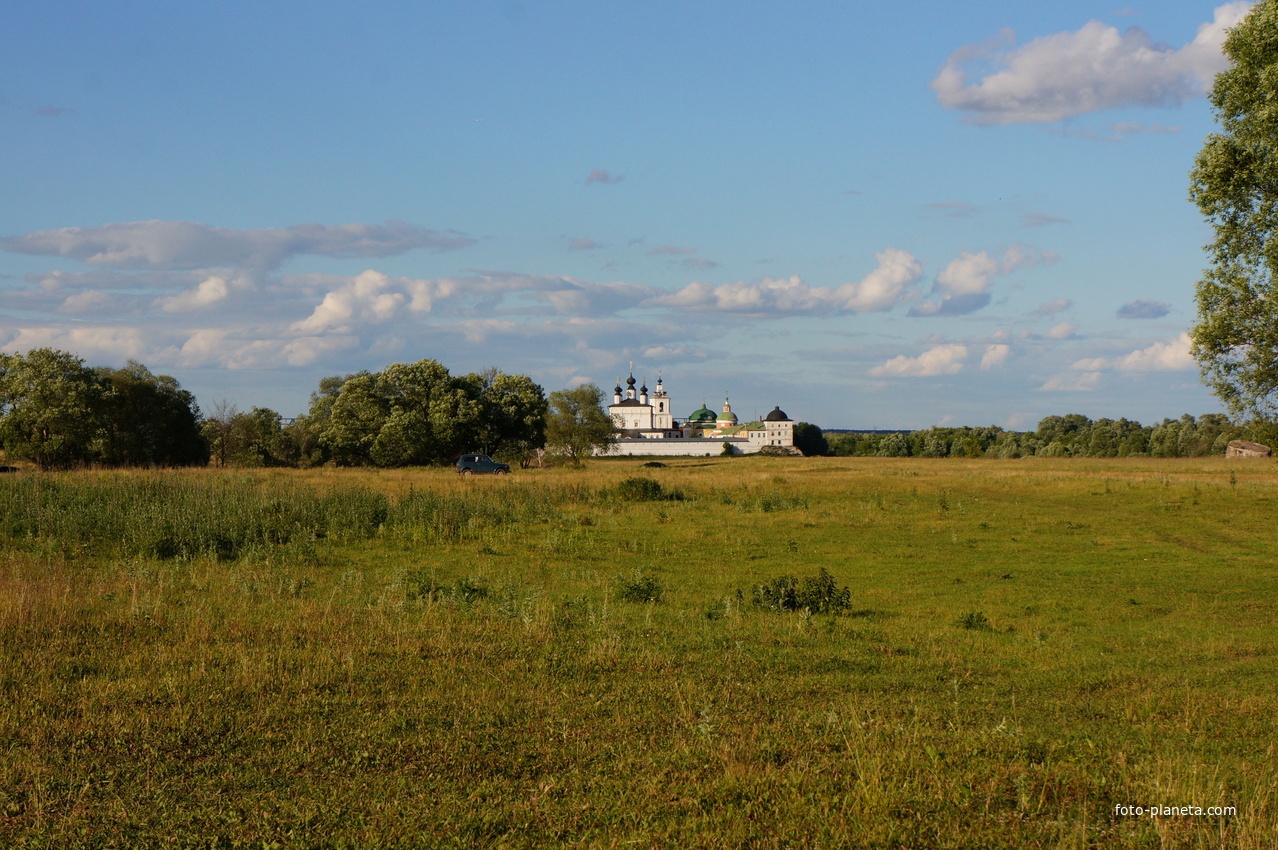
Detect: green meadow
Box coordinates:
(1, 457, 1275, 848)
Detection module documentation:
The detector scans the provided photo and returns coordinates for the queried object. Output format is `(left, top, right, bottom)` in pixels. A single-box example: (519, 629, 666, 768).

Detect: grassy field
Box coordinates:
(1, 457, 1276, 848)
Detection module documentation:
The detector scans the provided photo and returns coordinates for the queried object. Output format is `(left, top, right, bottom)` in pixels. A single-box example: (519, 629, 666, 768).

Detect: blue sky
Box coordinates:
(0, 1, 1253, 428)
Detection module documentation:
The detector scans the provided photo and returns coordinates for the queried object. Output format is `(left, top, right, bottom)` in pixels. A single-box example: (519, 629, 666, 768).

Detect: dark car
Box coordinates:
(455, 453, 510, 475)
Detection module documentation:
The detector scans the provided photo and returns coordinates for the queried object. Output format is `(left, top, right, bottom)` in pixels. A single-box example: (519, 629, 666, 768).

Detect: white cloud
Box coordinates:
(155, 274, 237, 313)
(650, 248, 923, 315)
(910, 245, 1052, 317)
(1072, 333, 1195, 372)
(0, 219, 473, 271)
(980, 344, 1010, 369)
(280, 335, 360, 367)
(0, 326, 151, 361)
(1038, 372, 1101, 392)
(56, 290, 116, 314)
(869, 344, 968, 377)
(1046, 322, 1078, 340)
(291, 270, 408, 334)
(642, 345, 709, 361)
(932, 3, 1252, 124)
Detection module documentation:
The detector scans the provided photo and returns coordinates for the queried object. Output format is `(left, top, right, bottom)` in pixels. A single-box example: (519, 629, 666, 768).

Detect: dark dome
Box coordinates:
(764, 406, 791, 421)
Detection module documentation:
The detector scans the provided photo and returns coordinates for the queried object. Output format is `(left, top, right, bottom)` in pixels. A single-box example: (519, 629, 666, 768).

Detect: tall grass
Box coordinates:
(0, 472, 575, 560)
(1, 457, 1275, 847)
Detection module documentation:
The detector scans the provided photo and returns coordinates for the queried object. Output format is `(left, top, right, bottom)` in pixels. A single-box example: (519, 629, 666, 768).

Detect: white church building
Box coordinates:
(598, 370, 795, 457)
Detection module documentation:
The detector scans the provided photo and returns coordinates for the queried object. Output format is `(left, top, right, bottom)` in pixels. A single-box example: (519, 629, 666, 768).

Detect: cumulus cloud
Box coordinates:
(1071, 333, 1195, 372)
(649, 248, 923, 315)
(568, 237, 603, 251)
(291, 270, 408, 334)
(869, 344, 968, 378)
(931, 2, 1252, 124)
(0, 219, 473, 272)
(288, 269, 658, 333)
(980, 344, 1010, 369)
(910, 245, 1053, 317)
(1045, 322, 1078, 340)
(0, 326, 151, 361)
(584, 169, 624, 185)
(1117, 298, 1171, 319)
(154, 274, 250, 313)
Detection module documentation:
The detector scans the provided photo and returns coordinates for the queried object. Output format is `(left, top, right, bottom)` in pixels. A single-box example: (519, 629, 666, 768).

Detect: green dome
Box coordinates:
(688, 405, 716, 423)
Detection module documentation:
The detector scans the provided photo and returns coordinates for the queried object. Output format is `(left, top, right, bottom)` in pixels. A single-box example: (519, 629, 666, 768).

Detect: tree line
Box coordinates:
(793, 414, 1274, 459)
(2, 347, 1267, 469)
(0, 348, 617, 470)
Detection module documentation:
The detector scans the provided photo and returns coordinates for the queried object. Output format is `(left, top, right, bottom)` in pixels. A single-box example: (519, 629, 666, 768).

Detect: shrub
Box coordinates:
(613, 477, 681, 502)
(751, 567, 850, 614)
(618, 571, 664, 604)
(956, 611, 992, 631)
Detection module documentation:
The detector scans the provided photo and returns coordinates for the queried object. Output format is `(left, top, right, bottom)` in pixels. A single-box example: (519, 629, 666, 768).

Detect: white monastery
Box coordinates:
(599, 369, 795, 457)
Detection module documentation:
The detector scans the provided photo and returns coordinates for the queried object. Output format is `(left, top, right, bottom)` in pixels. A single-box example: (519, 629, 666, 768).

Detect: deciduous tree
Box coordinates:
(97, 361, 208, 467)
(0, 349, 104, 469)
(545, 384, 616, 464)
(1189, 0, 1278, 416)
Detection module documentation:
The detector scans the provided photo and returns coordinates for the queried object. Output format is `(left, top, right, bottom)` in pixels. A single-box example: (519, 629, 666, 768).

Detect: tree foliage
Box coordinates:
(1189, 0, 1278, 417)
(791, 422, 829, 457)
(545, 384, 617, 464)
(824, 413, 1251, 459)
(0, 349, 207, 469)
(203, 402, 296, 468)
(97, 361, 209, 467)
(303, 360, 547, 467)
(0, 349, 104, 469)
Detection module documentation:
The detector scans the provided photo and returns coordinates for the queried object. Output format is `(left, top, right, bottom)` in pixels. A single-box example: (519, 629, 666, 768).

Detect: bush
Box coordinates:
(613, 477, 681, 502)
(618, 571, 664, 604)
(751, 567, 850, 614)
(956, 611, 992, 631)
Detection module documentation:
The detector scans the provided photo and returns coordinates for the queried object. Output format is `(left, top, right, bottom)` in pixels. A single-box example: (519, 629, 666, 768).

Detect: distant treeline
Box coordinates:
(795, 414, 1276, 459)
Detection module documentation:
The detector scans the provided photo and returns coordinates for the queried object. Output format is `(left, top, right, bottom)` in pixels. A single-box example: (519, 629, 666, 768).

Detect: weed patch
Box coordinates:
(611, 477, 684, 502)
(750, 567, 851, 614)
(956, 611, 992, 631)
(618, 571, 664, 604)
